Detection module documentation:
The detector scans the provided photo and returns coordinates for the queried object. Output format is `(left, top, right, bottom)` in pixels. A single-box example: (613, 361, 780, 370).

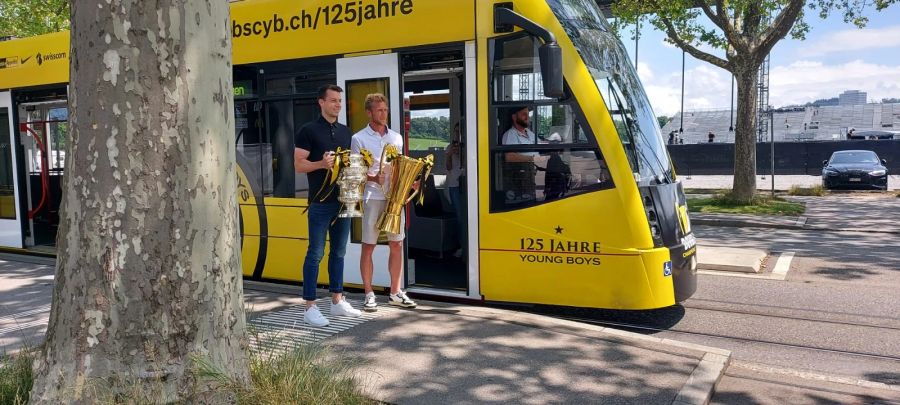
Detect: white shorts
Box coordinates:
(361, 199, 404, 245)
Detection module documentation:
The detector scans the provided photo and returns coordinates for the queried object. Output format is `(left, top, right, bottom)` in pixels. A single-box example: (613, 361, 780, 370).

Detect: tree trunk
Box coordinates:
(731, 67, 760, 203)
(31, 1, 249, 403)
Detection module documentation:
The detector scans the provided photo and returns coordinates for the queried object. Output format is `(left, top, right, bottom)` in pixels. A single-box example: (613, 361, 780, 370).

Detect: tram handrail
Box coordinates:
(20, 122, 51, 219)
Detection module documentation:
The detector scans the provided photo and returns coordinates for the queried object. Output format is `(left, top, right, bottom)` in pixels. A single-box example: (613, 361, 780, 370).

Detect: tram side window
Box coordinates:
(235, 100, 266, 199)
(47, 108, 67, 171)
(0, 108, 15, 219)
(489, 34, 613, 212)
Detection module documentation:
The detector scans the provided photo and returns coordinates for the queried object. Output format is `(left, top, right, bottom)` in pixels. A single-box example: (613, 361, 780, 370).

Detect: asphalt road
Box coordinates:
(543, 194, 900, 403)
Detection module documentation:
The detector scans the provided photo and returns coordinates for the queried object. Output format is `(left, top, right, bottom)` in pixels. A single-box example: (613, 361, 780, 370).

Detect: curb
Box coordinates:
(692, 217, 900, 235)
(691, 217, 802, 231)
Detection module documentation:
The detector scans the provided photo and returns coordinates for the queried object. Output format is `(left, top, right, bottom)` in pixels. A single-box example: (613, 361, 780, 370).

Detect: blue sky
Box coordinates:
(619, 6, 900, 116)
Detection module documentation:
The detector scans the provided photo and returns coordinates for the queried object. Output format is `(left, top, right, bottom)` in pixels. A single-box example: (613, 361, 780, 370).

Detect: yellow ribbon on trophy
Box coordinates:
(377, 144, 401, 194)
(416, 154, 434, 205)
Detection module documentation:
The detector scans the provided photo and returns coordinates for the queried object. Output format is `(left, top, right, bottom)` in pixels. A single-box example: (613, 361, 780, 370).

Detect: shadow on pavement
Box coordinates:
(327, 308, 698, 404)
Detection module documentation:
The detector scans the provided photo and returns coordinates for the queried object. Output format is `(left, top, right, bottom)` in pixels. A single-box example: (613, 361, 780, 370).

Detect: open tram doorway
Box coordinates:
(401, 47, 469, 293)
(16, 89, 68, 252)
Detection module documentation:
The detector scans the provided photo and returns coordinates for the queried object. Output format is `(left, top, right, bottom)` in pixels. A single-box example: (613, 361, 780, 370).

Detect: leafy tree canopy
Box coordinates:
(612, 0, 898, 74)
(0, 0, 68, 38)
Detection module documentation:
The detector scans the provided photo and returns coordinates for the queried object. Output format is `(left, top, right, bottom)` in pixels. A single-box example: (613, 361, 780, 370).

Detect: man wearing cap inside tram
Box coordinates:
(501, 106, 544, 204)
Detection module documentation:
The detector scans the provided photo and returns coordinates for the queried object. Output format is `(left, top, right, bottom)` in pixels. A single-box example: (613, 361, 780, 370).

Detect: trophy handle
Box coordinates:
(404, 188, 421, 205)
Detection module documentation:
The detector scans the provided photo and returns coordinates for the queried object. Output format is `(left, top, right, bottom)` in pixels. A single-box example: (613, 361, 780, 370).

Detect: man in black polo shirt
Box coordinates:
(294, 84, 361, 327)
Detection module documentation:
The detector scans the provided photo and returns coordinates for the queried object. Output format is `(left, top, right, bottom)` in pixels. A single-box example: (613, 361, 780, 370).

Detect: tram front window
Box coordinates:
(549, 0, 673, 186)
(489, 34, 614, 212)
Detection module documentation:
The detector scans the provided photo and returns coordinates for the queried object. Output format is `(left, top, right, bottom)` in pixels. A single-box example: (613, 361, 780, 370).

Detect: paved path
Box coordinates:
(0, 261, 727, 404)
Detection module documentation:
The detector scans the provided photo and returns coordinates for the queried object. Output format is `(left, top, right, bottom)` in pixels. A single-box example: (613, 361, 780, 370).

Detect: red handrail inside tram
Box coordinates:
(19, 122, 51, 219)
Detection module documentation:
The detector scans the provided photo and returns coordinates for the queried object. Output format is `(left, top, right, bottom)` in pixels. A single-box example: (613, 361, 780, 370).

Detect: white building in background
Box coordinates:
(839, 90, 867, 106)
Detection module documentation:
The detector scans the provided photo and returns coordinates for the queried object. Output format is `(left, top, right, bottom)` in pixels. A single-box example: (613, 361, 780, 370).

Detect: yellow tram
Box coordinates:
(0, 0, 696, 309)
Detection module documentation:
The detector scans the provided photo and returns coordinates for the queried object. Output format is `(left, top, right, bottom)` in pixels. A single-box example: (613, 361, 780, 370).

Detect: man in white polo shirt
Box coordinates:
(350, 93, 417, 311)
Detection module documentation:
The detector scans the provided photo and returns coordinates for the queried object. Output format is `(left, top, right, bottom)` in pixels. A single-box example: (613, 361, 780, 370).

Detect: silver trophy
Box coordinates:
(336, 153, 369, 218)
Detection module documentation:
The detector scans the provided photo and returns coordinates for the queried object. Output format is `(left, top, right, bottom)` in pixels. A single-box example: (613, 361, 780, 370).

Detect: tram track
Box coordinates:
(532, 298, 900, 364)
(681, 298, 900, 331)
(554, 313, 900, 363)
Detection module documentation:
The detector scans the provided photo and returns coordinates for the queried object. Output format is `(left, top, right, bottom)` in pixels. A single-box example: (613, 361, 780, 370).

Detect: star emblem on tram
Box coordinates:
(555, 225, 564, 234)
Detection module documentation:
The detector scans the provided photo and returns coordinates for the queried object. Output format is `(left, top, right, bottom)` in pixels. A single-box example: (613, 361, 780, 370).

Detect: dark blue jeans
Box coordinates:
(303, 202, 350, 301)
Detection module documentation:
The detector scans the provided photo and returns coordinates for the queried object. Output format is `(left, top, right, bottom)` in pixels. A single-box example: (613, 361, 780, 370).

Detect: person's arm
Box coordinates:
(294, 127, 332, 173)
(294, 147, 332, 173)
(505, 151, 534, 163)
(445, 145, 456, 171)
(502, 130, 533, 163)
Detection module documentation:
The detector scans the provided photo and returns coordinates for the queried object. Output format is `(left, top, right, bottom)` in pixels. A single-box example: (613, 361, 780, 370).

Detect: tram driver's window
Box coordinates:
(489, 34, 613, 212)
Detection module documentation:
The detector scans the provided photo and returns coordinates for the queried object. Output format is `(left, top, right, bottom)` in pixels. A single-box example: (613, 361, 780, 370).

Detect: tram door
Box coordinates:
(18, 100, 68, 249)
(0, 92, 23, 248)
(336, 52, 401, 289)
(399, 47, 471, 294)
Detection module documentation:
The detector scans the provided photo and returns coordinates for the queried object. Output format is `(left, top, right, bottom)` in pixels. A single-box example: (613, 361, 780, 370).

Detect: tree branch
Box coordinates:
(755, 0, 805, 60)
(695, 0, 745, 55)
(657, 16, 730, 71)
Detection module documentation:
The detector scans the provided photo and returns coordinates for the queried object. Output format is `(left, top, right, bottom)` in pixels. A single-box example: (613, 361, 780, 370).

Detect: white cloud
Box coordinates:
(769, 60, 900, 106)
(636, 62, 654, 81)
(641, 59, 900, 115)
(799, 25, 900, 57)
(642, 64, 733, 116)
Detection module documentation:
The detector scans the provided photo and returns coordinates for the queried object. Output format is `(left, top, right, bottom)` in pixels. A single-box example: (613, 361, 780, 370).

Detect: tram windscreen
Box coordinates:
(548, 0, 673, 186)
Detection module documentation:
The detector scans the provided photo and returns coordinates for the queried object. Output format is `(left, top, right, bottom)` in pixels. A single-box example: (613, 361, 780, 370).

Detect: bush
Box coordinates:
(0, 350, 35, 405)
(193, 338, 373, 405)
(788, 185, 826, 196)
(4, 339, 371, 404)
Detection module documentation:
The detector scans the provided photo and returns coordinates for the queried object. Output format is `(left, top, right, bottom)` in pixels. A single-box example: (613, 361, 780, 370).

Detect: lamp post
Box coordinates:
(770, 110, 775, 197)
(679, 50, 685, 136)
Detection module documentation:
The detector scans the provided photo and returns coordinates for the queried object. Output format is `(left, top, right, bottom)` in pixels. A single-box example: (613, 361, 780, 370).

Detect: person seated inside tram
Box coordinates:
(501, 106, 544, 204)
(542, 133, 571, 201)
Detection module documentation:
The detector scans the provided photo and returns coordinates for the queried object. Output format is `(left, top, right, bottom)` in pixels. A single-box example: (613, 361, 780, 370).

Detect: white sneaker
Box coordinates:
(389, 291, 417, 308)
(362, 292, 378, 312)
(330, 298, 362, 317)
(303, 305, 329, 327)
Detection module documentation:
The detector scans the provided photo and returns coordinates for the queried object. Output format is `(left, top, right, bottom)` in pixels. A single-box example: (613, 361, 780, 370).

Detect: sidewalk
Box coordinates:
(245, 283, 730, 405)
(0, 259, 731, 405)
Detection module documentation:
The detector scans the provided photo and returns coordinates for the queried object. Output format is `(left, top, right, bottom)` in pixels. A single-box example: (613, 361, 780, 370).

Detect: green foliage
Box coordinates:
(612, 0, 896, 60)
(0, 349, 35, 405)
(408, 137, 448, 150)
(0, 0, 69, 38)
(409, 116, 450, 141)
(688, 193, 806, 216)
(6, 343, 372, 404)
(657, 115, 670, 128)
(194, 343, 374, 405)
(788, 184, 826, 196)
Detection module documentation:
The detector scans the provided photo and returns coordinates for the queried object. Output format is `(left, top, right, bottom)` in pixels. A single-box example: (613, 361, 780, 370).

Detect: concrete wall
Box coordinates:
(668, 140, 900, 175)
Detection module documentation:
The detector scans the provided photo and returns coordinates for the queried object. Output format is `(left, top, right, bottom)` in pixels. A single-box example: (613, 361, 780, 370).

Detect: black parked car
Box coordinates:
(822, 150, 889, 190)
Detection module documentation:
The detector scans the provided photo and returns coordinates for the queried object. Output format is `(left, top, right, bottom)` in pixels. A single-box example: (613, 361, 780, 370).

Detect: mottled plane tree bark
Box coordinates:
(612, 0, 898, 202)
(30, 0, 249, 402)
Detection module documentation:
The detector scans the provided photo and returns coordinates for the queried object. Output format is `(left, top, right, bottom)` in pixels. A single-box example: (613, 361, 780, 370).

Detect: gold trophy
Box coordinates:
(376, 146, 434, 234)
